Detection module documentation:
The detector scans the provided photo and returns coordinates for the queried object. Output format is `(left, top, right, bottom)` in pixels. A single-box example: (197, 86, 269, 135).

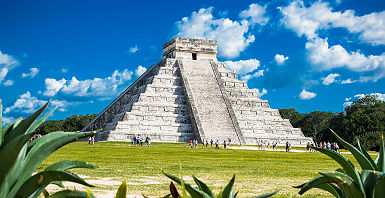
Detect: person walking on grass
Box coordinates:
(215, 140, 219, 149)
(206, 139, 209, 148)
(285, 141, 289, 152)
(210, 139, 213, 148)
(91, 136, 95, 146)
(88, 137, 92, 145)
(224, 140, 227, 149)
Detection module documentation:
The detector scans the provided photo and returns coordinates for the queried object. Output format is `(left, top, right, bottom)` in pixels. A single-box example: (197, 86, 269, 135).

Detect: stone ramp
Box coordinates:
(177, 59, 243, 144)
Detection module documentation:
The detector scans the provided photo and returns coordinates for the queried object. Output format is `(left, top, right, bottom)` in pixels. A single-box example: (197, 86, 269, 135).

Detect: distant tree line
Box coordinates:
(36, 114, 97, 134)
(279, 95, 385, 151)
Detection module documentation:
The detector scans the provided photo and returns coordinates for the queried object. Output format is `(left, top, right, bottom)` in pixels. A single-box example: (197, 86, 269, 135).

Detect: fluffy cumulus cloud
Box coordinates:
(176, 4, 269, 59)
(129, 45, 139, 53)
(274, 54, 289, 65)
(4, 91, 75, 114)
(135, 65, 147, 77)
(224, 59, 264, 81)
(43, 69, 133, 100)
(251, 88, 267, 98)
(280, 1, 385, 45)
(3, 80, 14, 86)
(299, 89, 316, 100)
(224, 59, 261, 75)
(21, 67, 39, 78)
(306, 38, 385, 82)
(0, 50, 19, 84)
(341, 78, 357, 84)
(322, 73, 340, 85)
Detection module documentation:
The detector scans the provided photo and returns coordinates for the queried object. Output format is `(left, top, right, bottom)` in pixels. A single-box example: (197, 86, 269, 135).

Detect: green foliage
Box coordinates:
(0, 99, 97, 198)
(115, 179, 127, 198)
(162, 171, 278, 198)
(295, 129, 385, 198)
(280, 95, 385, 150)
(35, 114, 96, 135)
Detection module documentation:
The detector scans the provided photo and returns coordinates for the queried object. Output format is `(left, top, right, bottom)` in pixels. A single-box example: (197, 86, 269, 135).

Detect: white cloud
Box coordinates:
(4, 91, 76, 114)
(0, 50, 19, 84)
(280, 0, 385, 45)
(44, 78, 67, 97)
(341, 78, 357, 84)
(3, 80, 14, 86)
(299, 89, 316, 100)
(306, 37, 385, 81)
(43, 69, 133, 99)
(2, 116, 15, 125)
(129, 45, 139, 53)
(274, 54, 289, 65)
(176, 4, 268, 59)
(252, 88, 267, 98)
(21, 67, 39, 78)
(239, 3, 269, 25)
(322, 73, 340, 85)
(224, 59, 261, 75)
(135, 65, 147, 77)
(240, 70, 264, 81)
(4, 91, 47, 114)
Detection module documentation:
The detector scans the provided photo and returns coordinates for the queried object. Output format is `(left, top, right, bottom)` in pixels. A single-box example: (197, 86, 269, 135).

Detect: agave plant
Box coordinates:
(0, 99, 98, 197)
(295, 129, 385, 198)
(162, 171, 278, 198)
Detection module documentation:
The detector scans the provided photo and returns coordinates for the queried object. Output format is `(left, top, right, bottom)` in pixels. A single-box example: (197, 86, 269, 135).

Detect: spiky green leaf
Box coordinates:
(252, 190, 278, 198)
(8, 131, 96, 197)
(361, 170, 382, 197)
(15, 171, 94, 197)
(45, 160, 98, 172)
(162, 171, 210, 198)
(295, 176, 341, 197)
(311, 146, 364, 193)
(378, 134, 385, 172)
(1, 117, 23, 148)
(115, 179, 127, 198)
(26, 106, 57, 134)
(192, 175, 214, 198)
(169, 181, 179, 198)
(357, 138, 377, 170)
(374, 175, 385, 198)
(319, 171, 365, 198)
(3, 100, 50, 144)
(47, 189, 96, 198)
(221, 175, 235, 198)
(330, 129, 375, 170)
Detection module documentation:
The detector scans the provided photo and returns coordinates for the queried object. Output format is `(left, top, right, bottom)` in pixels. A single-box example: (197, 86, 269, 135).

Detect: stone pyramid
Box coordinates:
(83, 38, 312, 145)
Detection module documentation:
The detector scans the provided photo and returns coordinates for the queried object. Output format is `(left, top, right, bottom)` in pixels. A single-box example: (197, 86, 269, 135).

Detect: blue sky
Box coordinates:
(1, 0, 385, 122)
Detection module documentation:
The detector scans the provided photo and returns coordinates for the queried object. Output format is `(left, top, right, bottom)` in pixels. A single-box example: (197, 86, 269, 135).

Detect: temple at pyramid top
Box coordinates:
(162, 38, 217, 60)
(83, 37, 312, 146)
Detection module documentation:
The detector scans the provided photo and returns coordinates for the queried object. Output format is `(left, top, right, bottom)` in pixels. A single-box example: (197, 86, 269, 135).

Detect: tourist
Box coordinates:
(133, 136, 136, 146)
(210, 139, 213, 148)
(285, 141, 289, 152)
(224, 140, 227, 149)
(327, 142, 331, 150)
(189, 139, 192, 148)
(228, 138, 231, 145)
(88, 137, 92, 145)
(206, 139, 209, 148)
(91, 136, 95, 146)
(215, 140, 219, 149)
(306, 142, 310, 153)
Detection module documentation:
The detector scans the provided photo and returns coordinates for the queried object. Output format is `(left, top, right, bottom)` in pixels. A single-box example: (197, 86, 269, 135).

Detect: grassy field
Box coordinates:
(40, 142, 365, 197)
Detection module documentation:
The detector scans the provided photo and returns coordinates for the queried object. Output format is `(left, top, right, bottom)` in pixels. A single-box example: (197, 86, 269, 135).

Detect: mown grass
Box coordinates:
(40, 142, 365, 197)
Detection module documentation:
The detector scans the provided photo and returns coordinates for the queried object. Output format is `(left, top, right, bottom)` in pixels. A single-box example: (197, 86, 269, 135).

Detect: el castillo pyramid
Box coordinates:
(82, 38, 312, 145)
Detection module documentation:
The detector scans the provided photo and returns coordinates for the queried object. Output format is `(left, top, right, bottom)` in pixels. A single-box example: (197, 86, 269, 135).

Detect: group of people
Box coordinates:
(131, 136, 151, 147)
(88, 136, 95, 145)
(306, 141, 339, 153)
(187, 138, 231, 149)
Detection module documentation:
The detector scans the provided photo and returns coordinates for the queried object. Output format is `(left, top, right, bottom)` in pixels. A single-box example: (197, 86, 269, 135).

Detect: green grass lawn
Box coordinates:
(40, 141, 365, 197)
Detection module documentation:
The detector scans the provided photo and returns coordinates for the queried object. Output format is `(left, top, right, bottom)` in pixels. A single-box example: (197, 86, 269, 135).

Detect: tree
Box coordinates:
(297, 111, 335, 142)
(278, 108, 303, 128)
(343, 95, 385, 150)
(35, 120, 64, 135)
(62, 114, 97, 132)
